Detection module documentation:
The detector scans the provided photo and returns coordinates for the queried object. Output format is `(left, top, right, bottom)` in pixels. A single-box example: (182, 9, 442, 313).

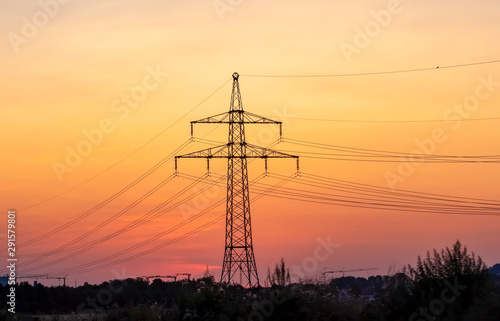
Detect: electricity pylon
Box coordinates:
(175, 72, 298, 287)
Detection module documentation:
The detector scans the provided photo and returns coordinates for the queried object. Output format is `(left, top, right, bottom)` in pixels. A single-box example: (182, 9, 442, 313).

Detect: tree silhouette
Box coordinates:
(362, 240, 492, 321)
(405, 240, 486, 281)
(266, 257, 291, 286)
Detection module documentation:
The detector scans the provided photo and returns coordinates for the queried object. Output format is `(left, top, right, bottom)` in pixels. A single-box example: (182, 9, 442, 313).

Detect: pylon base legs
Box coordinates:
(221, 246, 259, 287)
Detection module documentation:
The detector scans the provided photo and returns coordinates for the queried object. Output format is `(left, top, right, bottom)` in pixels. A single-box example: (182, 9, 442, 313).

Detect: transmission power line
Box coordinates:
(194, 137, 500, 163)
(9, 139, 192, 253)
(20, 173, 176, 267)
(37, 173, 297, 276)
(176, 172, 500, 215)
(19, 172, 228, 266)
(16, 136, 235, 260)
(21, 173, 224, 264)
(166, 172, 500, 216)
(20, 169, 499, 276)
(13, 66, 500, 280)
(20, 59, 500, 210)
(275, 138, 500, 163)
(17, 141, 283, 274)
(262, 172, 500, 216)
(263, 115, 500, 124)
(19, 142, 280, 273)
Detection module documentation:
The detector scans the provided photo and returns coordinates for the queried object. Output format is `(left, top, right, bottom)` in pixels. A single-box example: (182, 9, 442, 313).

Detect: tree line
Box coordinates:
(1, 241, 499, 320)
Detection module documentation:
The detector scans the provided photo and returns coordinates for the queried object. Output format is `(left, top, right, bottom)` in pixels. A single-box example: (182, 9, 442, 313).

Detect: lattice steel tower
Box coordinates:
(175, 72, 298, 287)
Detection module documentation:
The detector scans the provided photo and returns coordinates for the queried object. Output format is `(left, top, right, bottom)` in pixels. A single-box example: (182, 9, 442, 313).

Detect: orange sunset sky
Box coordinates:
(1, 0, 500, 286)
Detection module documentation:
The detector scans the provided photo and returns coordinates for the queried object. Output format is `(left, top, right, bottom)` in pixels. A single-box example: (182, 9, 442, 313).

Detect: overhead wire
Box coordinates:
(20, 173, 176, 265)
(18, 120, 229, 258)
(20, 173, 207, 263)
(277, 138, 500, 163)
(44, 166, 500, 275)
(19, 60, 500, 211)
(18, 79, 231, 252)
(261, 192, 500, 216)
(256, 172, 500, 216)
(19, 140, 283, 273)
(10, 139, 192, 253)
(241, 59, 500, 78)
(189, 172, 500, 215)
(20, 77, 232, 210)
(299, 172, 500, 206)
(18, 173, 217, 272)
(191, 138, 500, 212)
(60, 172, 296, 275)
(256, 183, 499, 213)
(17, 59, 500, 275)
(35, 140, 292, 275)
(12, 139, 192, 253)
(265, 115, 500, 124)
(40, 172, 290, 275)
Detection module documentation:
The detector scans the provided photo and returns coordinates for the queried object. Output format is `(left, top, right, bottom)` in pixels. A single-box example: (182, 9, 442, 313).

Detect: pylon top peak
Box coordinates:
(232, 72, 239, 80)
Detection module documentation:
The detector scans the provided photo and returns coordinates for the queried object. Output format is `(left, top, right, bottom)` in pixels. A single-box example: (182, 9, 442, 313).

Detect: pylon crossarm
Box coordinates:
(191, 111, 281, 125)
(191, 112, 230, 124)
(175, 144, 229, 158)
(191, 111, 283, 137)
(245, 143, 298, 159)
(175, 143, 298, 160)
(242, 111, 282, 124)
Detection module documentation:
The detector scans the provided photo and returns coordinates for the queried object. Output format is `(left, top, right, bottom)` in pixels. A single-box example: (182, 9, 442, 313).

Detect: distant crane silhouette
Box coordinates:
(176, 273, 191, 281)
(46, 274, 68, 286)
(140, 275, 177, 283)
(322, 268, 377, 278)
(140, 273, 192, 283)
(17, 274, 69, 286)
(16, 274, 48, 284)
